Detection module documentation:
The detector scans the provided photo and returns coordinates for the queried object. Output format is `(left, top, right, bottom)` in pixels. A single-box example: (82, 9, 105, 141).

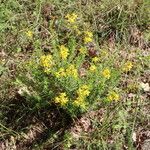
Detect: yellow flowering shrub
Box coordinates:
(17, 12, 122, 117)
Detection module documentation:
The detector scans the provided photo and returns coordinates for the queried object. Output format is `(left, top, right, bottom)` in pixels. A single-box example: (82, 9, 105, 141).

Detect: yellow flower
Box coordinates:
(54, 92, 68, 106)
(65, 13, 78, 23)
(79, 47, 87, 54)
(26, 30, 33, 38)
(101, 50, 108, 57)
(84, 31, 93, 38)
(89, 65, 97, 72)
(77, 85, 90, 98)
(40, 54, 53, 69)
(60, 45, 69, 60)
(84, 37, 93, 44)
(66, 64, 78, 78)
(107, 91, 119, 101)
(73, 97, 86, 109)
(92, 57, 99, 63)
(84, 31, 93, 44)
(73, 85, 90, 109)
(122, 61, 133, 72)
(102, 68, 111, 79)
(55, 68, 66, 78)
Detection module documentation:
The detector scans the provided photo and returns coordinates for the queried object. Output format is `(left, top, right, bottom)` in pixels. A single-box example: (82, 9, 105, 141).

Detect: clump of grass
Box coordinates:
(87, 0, 150, 43)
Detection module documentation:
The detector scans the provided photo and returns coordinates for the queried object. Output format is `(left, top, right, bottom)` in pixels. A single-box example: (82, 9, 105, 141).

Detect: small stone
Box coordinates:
(140, 82, 150, 92)
(132, 132, 136, 142)
(142, 139, 150, 150)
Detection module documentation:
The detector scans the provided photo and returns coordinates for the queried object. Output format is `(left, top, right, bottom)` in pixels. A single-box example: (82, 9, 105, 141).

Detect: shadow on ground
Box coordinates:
(0, 94, 72, 149)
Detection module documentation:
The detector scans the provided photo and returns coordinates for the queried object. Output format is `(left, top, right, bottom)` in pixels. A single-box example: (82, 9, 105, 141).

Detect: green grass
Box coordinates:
(0, 0, 150, 149)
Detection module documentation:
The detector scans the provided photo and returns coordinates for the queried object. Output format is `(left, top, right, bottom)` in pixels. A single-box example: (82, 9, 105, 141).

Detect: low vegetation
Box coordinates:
(0, 0, 149, 149)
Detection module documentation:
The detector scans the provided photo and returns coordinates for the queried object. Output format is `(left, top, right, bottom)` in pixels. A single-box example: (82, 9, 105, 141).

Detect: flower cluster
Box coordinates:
(107, 91, 119, 101)
(89, 65, 97, 72)
(84, 31, 93, 44)
(77, 85, 90, 97)
(74, 85, 90, 109)
(54, 92, 69, 106)
(79, 47, 87, 54)
(92, 57, 99, 63)
(60, 45, 69, 60)
(26, 30, 33, 38)
(122, 61, 133, 72)
(55, 65, 78, 79)
(66, 64, 78, 78)
(55, 68, 66, 78)
(40, 55, 53, 73)
(102, 69, 111, 79)
(65, 13, 78, 23)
